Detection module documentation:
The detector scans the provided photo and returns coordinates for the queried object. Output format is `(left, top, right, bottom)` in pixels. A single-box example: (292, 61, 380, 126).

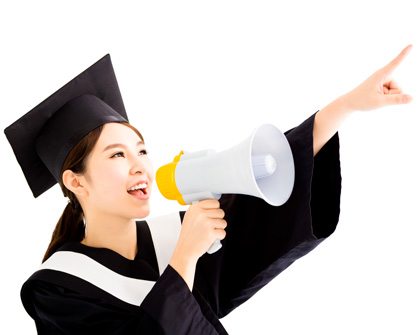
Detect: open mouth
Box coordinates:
(127, 182, 148, 196)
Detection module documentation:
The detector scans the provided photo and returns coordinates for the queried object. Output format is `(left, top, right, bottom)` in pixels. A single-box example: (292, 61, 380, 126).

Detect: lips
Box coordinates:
(127, 181, 150, 200)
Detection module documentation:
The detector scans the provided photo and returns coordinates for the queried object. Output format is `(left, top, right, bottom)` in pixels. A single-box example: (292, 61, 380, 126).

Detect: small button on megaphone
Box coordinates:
(156, 124, 295, 253)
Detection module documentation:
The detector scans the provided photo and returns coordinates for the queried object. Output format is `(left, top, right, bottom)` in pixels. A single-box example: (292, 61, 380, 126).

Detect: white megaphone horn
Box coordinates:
(156, 124, 295, 254)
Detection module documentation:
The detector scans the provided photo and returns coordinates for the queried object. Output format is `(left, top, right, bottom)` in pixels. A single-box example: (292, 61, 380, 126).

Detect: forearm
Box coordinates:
(313, 94, 355, 156)
(169, 248, 198, 291)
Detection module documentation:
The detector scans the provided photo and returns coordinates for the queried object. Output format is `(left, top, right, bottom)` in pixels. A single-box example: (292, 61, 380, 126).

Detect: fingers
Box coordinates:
(383, 79, 402, 94)
(383, 93, 413, 106)
(214, 227, 227, 241)
(182, 199, 227, 255)
(197, 199, 220, 209)
(376, 45, 413, 108)
(213, 218, 228, 230)
(203, 211, 227, 241)
(382, 78, 413, 105)
(382, 44, 412, 75)
(207, 208, 225, 219)
(194, 199, 224, 218)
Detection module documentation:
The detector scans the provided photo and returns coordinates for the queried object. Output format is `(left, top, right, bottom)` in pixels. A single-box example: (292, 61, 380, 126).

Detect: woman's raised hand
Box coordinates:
(314, 45, 413, 156)
(342, 44, 413, 112)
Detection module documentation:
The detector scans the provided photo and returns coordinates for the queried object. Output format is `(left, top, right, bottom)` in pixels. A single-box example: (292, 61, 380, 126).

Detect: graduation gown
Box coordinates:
(21, 112, 341, 334)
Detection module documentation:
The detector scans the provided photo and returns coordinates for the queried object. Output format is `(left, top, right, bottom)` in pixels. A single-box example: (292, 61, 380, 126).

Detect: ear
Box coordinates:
(62, 170, 89, 197)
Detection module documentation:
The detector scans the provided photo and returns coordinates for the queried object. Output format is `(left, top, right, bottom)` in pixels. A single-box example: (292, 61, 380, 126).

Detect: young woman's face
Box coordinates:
(81, 123, 153, 220)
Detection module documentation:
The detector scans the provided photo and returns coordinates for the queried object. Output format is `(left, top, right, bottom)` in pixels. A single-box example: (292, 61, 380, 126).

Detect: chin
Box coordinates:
(133, 205, 150, 219)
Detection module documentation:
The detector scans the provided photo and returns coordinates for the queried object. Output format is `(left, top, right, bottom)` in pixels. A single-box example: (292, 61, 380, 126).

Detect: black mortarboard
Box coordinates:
(4, 54, 128, 198)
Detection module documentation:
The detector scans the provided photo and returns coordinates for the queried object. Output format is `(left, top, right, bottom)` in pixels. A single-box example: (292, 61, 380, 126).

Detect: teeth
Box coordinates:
(128, 183, 147, 191)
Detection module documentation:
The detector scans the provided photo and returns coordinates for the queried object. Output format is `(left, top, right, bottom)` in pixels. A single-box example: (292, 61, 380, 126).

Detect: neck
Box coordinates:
(81, 212, 138, 260)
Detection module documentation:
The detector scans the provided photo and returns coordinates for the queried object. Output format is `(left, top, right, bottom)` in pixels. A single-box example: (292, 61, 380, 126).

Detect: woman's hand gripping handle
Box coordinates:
(169, 199, 227, 290)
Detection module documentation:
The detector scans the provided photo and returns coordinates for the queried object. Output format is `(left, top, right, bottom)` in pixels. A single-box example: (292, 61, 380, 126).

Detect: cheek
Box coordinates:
(87, 163, 126, 195)
(145, 158, 155, 183)
(104, 170, 125, 191)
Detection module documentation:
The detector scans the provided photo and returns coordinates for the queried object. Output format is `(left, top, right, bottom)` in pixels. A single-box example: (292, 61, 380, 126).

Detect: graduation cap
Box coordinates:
(4, 54, 129, 198)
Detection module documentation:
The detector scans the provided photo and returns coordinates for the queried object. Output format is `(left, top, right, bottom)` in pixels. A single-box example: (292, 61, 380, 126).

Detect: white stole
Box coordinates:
(39, 212, 182, 306)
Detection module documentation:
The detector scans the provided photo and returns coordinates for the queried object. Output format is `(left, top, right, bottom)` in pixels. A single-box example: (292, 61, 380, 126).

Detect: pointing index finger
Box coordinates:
(383, 44, 413, 75)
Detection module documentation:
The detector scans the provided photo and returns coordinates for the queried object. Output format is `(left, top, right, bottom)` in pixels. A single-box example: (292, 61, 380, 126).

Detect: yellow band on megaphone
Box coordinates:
(156, 151, 187, 206)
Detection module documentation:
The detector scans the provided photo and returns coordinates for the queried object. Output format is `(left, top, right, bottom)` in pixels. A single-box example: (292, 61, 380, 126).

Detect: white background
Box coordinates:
(1, 1, 419, 334)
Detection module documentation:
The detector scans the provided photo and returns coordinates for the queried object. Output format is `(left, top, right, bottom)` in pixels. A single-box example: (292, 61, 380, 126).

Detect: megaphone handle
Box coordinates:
(207, 239, 222, 254)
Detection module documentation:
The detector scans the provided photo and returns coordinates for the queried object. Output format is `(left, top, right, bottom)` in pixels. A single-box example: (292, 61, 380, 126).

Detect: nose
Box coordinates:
(129, 155, 148, 175)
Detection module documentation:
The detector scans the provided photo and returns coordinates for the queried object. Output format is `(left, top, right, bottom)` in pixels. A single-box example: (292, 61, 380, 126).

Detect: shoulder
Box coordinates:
(21, 273, 149, 334)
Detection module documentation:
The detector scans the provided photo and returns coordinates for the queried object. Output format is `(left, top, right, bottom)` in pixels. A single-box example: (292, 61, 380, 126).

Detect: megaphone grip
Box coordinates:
(207, 239, 222, 254)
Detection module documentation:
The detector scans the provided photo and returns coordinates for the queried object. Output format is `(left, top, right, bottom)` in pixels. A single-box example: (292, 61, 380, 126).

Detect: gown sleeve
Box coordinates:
(21, 265, 227, 334)
(192, 112, 342, 318)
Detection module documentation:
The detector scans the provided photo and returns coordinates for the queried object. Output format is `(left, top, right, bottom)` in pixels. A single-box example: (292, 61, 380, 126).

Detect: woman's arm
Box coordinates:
(170, 199, 227, 291)
(313, 45, 413, 156)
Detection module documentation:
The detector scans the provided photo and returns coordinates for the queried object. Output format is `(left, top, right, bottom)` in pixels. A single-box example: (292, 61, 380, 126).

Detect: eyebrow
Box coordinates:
(102, 141, 145, 152)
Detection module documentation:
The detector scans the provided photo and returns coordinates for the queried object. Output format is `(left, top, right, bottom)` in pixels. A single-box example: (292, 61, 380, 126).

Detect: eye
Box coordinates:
(111, 152, 125, 158)
(138, 149, 149, 156)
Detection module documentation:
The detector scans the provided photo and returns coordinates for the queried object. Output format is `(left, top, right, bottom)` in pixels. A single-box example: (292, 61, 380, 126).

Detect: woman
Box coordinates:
(5, 45, 412, 334)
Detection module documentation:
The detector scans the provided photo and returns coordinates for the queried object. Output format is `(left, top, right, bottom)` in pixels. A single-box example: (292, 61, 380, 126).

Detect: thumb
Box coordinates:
(383, 93, 413, 106)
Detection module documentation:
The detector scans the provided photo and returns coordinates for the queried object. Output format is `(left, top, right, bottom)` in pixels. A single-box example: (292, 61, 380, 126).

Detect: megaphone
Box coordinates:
(156, 124, 295, 253)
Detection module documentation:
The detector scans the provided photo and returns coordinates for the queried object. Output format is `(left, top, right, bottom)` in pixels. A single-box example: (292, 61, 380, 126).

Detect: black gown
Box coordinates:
(21, 113, 341, 334)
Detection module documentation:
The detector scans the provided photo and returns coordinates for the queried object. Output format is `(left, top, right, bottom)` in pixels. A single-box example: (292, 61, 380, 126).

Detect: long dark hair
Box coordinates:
(42, 122, 143, 263)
